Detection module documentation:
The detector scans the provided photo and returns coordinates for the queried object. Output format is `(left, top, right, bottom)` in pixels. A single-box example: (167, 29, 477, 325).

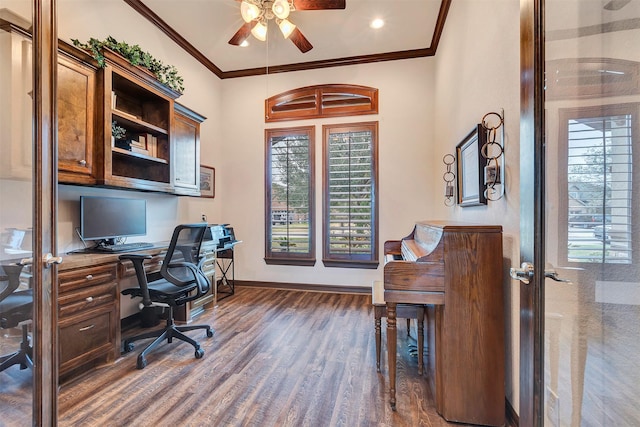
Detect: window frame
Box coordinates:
(264, 126, 316, 266)
(322, 121, 379, 269)
(558, 103, 639, 271)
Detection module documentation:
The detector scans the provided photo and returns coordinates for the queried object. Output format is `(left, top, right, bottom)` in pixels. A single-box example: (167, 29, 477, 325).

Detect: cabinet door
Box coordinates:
(173, 110, 200, 194)
(172, 103, 205, 195)
(57, 54, 96, 184)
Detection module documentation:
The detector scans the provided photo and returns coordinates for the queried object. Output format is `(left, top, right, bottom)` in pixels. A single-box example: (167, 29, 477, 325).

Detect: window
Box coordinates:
(323, 122, 378, 268)
(265, 127, 315, 265)
(561, 104, 638, 264)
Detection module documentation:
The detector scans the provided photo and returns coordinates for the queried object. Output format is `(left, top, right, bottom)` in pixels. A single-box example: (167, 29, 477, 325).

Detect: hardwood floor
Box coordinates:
(2, 286, 482, 426)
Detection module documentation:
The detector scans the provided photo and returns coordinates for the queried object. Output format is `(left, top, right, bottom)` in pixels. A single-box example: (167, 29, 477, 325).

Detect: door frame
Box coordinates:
(32, 0, 59, 423)
(519, 0, 546, 425)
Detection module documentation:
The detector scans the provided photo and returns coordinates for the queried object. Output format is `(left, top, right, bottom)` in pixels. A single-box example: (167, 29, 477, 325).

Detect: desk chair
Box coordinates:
(0, 262, 33, 372)
(372, 280, 424, 374)
(120, 224, 214, 369)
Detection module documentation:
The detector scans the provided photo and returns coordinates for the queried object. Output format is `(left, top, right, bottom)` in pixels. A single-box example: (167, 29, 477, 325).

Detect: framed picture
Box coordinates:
(199, 165, 215, 198)
(456, 124, 487, 206)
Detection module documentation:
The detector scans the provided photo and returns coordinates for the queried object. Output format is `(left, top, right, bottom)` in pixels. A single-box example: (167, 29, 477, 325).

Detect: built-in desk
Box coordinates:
(58, 241, 216, 381)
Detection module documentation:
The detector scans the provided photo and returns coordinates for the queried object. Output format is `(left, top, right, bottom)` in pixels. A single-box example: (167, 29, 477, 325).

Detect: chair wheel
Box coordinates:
(206, 329, 214, 338)
(195, 348, 204, 359)
(136, 356, 147, 369)
(124, 342, 134, 353)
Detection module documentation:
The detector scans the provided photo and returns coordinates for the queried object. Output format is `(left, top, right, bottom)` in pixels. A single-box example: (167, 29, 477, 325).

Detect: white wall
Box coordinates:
(432, 0, 521, 414)
(219, 58, 436, 287)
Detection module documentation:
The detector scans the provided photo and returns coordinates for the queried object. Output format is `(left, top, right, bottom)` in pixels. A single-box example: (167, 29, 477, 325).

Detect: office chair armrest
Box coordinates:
(165, 262, 210, 297)
(119, 254, 154, 306)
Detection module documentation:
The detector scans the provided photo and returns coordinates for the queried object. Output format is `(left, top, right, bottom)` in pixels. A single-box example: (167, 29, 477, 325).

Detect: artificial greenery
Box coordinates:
(111, 121, 126, 140)
(72, 36, 184, 94)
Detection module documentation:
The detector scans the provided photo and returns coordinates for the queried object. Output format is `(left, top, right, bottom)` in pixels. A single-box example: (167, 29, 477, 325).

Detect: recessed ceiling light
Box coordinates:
(240, 40, 249, 47)
(370, 18, 384, 29)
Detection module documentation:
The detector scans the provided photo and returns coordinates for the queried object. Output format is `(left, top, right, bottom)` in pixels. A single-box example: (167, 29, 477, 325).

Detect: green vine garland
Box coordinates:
(72, 36, 184, 94)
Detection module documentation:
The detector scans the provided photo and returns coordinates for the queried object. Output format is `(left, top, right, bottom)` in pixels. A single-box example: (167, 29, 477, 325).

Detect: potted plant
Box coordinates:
(111, 121, 128, 149)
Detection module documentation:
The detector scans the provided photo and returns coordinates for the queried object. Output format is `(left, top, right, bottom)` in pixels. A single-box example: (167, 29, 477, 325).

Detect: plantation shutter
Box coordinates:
(265, 127, 315, 265)
(566, 113, 633, 264)
(323, 123, 378, 267)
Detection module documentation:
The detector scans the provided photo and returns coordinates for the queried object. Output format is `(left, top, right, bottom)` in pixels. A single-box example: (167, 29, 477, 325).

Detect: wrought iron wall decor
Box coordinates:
(480, 110, 505, 201)
(443, 154, 456, 206)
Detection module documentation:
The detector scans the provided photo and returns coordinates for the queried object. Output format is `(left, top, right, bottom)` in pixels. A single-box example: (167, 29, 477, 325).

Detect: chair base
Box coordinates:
(0, 324, 33, 372)
(123, 307, 213, 369)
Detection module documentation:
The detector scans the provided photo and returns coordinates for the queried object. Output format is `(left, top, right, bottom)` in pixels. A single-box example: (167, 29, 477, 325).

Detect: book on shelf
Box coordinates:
(130, 134, 146, 150)
(147, 134, 157, 157)
(111, 91, 117, 109)
(130, 146, 150, 156)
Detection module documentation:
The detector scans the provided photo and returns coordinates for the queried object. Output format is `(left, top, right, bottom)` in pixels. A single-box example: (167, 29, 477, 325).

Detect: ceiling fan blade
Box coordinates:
(293, 0, 346, 11)
(289, 27, 313, 53)
(228, 22, 253, 46)
(603, 0, 631, 10)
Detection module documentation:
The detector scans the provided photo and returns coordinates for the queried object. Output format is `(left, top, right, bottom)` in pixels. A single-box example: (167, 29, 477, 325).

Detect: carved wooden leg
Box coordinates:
(387, 302, 397, 410)
(417, 306, 424, 375)
(374, 306, 383, 372)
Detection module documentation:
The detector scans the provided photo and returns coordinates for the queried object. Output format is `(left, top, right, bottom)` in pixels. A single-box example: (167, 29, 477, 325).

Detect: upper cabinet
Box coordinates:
(100, 49, 179, 193)
(172, 103, 205, 196)
(57, 45, 98, 185)
(2, 26, 205, 194)
(59, 45, 206, 194)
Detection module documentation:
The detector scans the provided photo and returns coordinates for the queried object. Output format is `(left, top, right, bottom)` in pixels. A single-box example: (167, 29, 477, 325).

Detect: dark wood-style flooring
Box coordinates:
(2, 286, 483, 426)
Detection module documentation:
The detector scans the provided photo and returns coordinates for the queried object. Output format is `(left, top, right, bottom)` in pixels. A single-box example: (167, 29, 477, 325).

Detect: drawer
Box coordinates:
(58, 283, 116, 318)
(59, 307, 115, 369)
(118, 254, 164, 278)
(59, 263, 117, 293)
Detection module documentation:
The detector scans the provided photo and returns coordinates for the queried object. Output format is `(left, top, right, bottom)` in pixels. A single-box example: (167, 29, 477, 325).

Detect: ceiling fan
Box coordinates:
(228, 0, 346, 53)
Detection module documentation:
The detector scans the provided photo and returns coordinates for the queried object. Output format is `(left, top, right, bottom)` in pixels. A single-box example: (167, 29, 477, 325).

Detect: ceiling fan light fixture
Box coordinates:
(370, 18, 385, 29)
(251, 21, 268, 41)
(278, 18, 296, 39)
(241, 1, 260, 23)
(272, 0, 291, 20)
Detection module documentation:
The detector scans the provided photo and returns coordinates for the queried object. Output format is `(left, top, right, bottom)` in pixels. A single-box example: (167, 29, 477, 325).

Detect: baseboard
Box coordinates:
(506, 398, 519, 427)
(235, 280, 370, 295)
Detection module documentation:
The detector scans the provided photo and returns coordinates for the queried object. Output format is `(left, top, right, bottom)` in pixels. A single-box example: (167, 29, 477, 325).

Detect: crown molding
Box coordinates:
(125, 0, 452, 79)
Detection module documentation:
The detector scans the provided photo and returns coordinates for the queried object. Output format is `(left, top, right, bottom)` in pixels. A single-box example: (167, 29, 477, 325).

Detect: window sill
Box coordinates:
(322, 259, 379, 269)
(264, 257, 316, 267)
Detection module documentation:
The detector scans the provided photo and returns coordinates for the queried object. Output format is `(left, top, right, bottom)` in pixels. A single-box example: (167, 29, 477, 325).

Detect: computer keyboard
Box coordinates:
(93, 242, 154, 253)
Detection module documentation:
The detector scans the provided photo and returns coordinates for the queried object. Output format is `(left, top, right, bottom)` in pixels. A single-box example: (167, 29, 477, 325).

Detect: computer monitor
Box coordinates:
(80, 196, 147, 244)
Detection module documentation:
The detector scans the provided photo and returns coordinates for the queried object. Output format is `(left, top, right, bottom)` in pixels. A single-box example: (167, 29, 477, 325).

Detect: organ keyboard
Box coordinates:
(384, 221, 505, 426)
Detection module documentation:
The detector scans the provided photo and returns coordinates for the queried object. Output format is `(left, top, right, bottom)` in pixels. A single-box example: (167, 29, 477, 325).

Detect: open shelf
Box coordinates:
(112, 147, 168, 164)
(112, 109, 168, 135)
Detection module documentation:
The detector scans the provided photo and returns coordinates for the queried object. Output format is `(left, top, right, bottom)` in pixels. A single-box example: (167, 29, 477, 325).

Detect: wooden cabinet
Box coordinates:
(100, 50, 178, 193)
(57, 47, 98, 185)
(58, 262, 119, 381)
(172, 103, 205, 196)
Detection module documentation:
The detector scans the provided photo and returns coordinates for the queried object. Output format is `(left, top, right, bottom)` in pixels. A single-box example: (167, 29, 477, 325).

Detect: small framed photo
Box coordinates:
(456, 125, 487, 206)
(199, 165, 215, 198)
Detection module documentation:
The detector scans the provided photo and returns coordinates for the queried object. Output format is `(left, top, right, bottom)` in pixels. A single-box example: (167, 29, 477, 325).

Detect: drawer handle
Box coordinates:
(78, 159, 87, 166)
(85, 274, 93, 280)
(78, 324, 95, 332)
(85, 296, 94, 302)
